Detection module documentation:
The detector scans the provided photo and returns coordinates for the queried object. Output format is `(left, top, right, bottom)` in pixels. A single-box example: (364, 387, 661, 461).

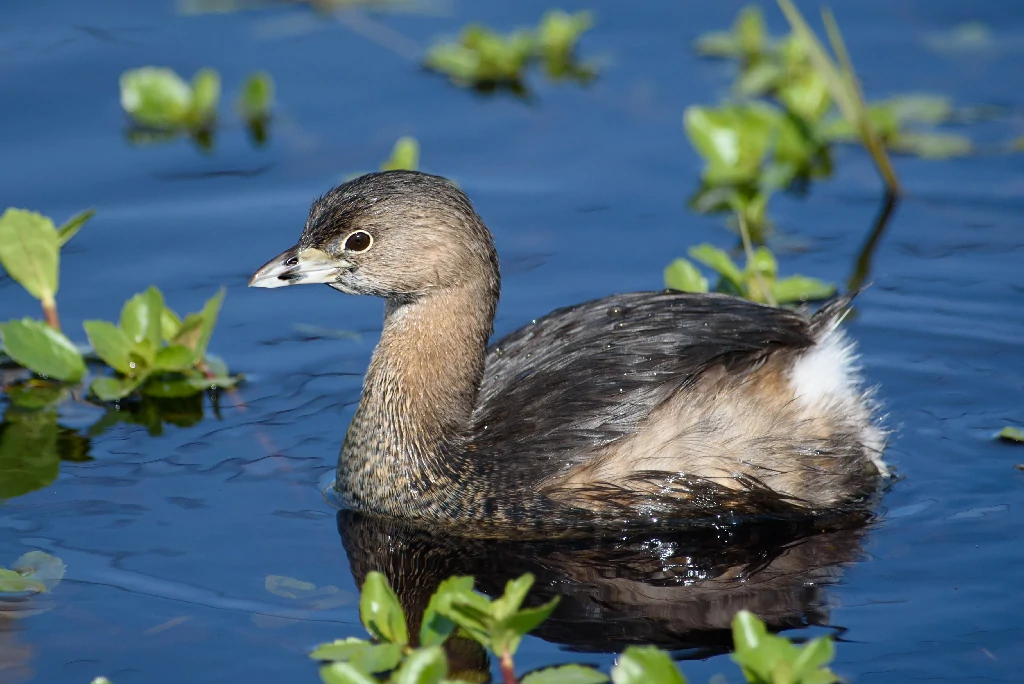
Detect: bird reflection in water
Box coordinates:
(336, 510, 874, 678)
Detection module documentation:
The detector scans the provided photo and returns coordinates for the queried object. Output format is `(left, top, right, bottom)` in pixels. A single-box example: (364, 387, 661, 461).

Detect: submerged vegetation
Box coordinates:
(305, 571, 840, 684)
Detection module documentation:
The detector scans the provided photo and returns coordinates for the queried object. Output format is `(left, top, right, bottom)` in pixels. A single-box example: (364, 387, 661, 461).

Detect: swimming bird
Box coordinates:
(249, 170, 887, 533)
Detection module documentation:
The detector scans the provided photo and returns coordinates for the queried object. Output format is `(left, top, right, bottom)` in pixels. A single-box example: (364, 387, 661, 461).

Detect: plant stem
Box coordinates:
(42, 299, 62, 332)
(776, 0, 902, 196)
(499, 650, 517, 684)
(738, 212, 776, 307)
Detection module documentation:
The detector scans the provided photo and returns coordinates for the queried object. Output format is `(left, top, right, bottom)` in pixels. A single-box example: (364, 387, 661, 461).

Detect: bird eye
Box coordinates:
(343, 230, 373, 252)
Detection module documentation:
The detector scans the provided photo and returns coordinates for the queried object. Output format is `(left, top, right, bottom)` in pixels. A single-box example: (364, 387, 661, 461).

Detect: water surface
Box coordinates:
(1, 1, 1022, 682)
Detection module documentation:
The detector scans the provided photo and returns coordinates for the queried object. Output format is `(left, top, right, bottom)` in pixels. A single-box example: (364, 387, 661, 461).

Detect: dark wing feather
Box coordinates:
(469, 291, 816, 478)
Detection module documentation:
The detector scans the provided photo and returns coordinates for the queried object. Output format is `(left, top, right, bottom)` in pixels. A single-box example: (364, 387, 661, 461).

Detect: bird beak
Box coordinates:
(248, 246, 350, 289)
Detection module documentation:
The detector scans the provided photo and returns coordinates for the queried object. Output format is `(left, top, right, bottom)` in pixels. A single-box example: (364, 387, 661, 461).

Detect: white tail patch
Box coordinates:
(789, 328, 859, 405)
(788, 328, 890, 476)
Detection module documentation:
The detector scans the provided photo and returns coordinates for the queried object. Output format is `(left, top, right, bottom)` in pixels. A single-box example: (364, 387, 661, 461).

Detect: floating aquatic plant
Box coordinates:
(306, 571, 839, 684)
(380, 137, 420, 172)
(120, 66, 221, 130)
(120, 67, 275, 148)
(0, 208, 239, 403)
(425, 10, 595, 92)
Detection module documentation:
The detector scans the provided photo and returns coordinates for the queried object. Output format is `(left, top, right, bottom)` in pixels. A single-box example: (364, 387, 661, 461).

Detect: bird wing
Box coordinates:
(470, 291, 817, 477)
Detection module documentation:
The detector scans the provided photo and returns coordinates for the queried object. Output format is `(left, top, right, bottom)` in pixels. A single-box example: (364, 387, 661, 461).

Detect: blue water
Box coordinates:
(1, 1, 1022, 682)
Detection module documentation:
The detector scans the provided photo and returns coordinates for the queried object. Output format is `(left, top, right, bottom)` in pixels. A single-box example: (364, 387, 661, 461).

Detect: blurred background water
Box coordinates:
(1, 1, 1022, 682)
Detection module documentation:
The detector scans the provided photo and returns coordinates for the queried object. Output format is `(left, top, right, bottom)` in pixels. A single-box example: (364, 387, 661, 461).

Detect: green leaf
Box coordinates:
(380, 137, 420, 172)
(56, 208, 95, 247)
(611, 646, 686, 684)
(319, 663, 377, 684)
(791, 637, 835, 677)
(522, 665, 608, 684)
(120, 67, 194, 128)
(181, 288, 225, 363)
(493, 574, 535, 620)
(748, 247, 778, 279)
(0, 568, 47, 595)
(191, 68, 221, 122)
(536, 10, 593, 60)
(161, 306, 183, 342)
(891, 131, 973, 159)
(121, 286, 165, 347)
(421, 576, 475, 648)
(771, 276, 836, 304)
(0, 319, 86, 381)
(695, 31, 739, 58)
(91, 376, 144, 402)
(13, 551, 66, 592)
(171, 314, 203, 350)
(665, 259, 709, 293)
(309, 639, 403, 673)
(310, 637, 370, 660)
(0, 208, 59, 304)
(732, 610, 768, 652)
(359, 571, 408, 645)
(884, 94, 954, 124)
(239, 71, 274, 120)
(154, 345, 197, 372)
(735, 5, 767, 57)
(499, 597, 560, 656)
(687, 244, 744, 288)
(442, 590, 493, 647)
(683, 104, 779, 185)
(391, 645, 447, 684)
(998, 427, 1024, 443)
(778, 70, 832, 122)
(735, 60, 782, 97)
(0, 408, 60, 500)
(83, 320, 136, 375)
(140, 378, 204, 398)
(185, 374, 239, 391)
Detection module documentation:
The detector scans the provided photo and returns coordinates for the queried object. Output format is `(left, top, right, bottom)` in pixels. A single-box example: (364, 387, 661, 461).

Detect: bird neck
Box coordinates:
(336, 268, 499, 518)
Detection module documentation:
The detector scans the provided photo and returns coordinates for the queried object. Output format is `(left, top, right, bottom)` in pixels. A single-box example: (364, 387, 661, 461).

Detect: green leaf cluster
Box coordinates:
(425, 11, 595, 89)
(694, 3, 973, 167)
(819, 94, 971, 159)
(310, 572, 838, 684)
(665, 243, 835, 305)
(120, 67, 221, 130)
(84, 287, 236, 401)
(311, 571, 563, 684)
(0, 208, 238, 404)
(120, 67, 274, 148)
(731, 610, 839, 684)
